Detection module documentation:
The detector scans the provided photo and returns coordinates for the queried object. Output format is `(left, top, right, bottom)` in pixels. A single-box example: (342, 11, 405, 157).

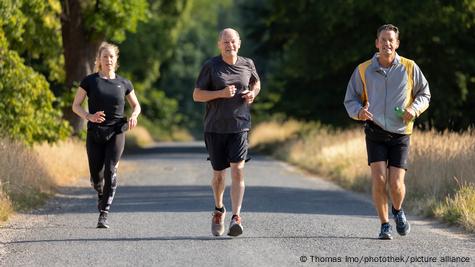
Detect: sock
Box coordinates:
(382, 222, 390, 226)
(215, 206, 224, 213)
(232, 214, 239, 220)
(392, 205, 400, 215)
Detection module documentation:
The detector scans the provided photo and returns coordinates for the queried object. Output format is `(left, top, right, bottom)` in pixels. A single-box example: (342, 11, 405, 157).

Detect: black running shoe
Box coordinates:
(393, 209, 411, 236)
(378, 223, 393, 240)
(97, 212, 109, 228)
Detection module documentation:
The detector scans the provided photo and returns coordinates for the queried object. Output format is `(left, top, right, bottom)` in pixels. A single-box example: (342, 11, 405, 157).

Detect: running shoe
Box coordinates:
(211, 208, 226, 236)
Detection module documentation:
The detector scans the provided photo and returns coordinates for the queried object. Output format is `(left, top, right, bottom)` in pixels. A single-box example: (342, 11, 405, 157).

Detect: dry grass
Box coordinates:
(0, 185, 12, 221)
(0, 139, 55, 215)
(125, 126, 155, 149)
(434, 184, 475, 232)
(170, 128, 194, 142)
(249, 119, 303, 147)
(0, 138, 89, 222)
(33, 138, 88, 186)
(408, 131, 475, 199)
(0, 130, 150, 223)
(250, 120, 475, 232)
(250, 122, 370, 190)
(284, 128, 369, 191)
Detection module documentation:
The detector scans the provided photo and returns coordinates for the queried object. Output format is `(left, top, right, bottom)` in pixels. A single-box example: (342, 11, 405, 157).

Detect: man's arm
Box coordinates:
(193, 85, 237, 102)
(250, 80, 261, 96)
(409, 63, 431, 117)
(344, 67, 366, 120)
(241, 80, 261, 104)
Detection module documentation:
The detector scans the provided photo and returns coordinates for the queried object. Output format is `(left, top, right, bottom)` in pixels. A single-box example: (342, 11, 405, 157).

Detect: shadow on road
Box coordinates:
(34, 185, 373, 217)
(123, 141, 265, 160)
(124, 143, 207, 155)
(6, 235, 375, 245)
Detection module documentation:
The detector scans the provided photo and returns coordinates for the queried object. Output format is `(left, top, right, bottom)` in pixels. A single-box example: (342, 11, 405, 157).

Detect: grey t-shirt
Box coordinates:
(195, 56, 260, 133)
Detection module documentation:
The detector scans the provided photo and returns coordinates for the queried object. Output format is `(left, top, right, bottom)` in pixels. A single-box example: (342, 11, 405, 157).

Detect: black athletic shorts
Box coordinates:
(364, 122, 410, 170)
(204, 131, 249, 171)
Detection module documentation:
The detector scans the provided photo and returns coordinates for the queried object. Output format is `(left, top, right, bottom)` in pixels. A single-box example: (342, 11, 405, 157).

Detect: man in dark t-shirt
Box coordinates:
(193, 28, 261, 237)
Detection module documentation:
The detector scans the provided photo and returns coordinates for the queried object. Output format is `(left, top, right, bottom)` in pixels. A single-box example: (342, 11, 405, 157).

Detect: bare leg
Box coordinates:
(211, 170, 226, 209)
(370, 161, 389, 223)
(230, 160, 245, 216)
(388, 166, 406, 210)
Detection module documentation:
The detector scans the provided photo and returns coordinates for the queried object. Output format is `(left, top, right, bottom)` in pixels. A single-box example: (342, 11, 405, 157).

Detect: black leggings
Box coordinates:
(86, 131, 125, 212)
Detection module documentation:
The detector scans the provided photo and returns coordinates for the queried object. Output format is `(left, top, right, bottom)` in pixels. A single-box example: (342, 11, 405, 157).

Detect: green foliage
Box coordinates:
(120, 0, 191, 82)
(239, 0, 475, 131)
(135, 84, 182, 133)
(119, 0, 194, 137)
(0, 32, 70, 145)
(1, 0, 64, 82)
(156, 0, 232, 135)
(82, 0, 148, 42)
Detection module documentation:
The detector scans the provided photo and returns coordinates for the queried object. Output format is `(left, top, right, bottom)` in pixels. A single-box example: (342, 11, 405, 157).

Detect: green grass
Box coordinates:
(434, 184, 475, 232)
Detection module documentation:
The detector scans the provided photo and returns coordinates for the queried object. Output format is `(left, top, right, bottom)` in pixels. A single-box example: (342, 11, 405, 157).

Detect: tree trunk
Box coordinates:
(60, 0, 103, 134)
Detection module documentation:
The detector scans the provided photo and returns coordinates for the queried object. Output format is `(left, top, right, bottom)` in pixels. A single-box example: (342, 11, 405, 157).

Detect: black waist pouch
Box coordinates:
(364, 122, 402, 142)
(90, 118, 128, 144)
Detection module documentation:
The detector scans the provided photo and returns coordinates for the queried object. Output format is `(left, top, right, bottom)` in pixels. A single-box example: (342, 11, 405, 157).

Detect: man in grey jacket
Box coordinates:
(344, 24, 430, 240)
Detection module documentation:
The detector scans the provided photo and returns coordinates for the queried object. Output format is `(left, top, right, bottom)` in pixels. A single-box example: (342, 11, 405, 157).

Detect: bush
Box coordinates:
(0, 31, 70, 145)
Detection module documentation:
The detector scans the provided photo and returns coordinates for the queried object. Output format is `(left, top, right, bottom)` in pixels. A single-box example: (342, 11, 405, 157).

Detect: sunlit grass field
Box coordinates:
(250, 120, 475, 232)
(0, 128, 154, 222)
(0, 138, 87, 221)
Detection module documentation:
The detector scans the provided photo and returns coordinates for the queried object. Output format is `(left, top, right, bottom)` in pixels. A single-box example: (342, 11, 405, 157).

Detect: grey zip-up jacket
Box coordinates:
(344, 53, 430, 134)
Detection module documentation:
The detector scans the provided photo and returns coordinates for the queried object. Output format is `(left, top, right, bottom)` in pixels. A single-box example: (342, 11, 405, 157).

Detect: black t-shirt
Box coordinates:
(80, 73, 133, 127)
(195, 56, 260, 133)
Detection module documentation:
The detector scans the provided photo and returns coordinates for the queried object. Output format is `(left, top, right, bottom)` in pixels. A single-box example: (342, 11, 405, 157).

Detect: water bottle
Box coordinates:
(394, 106, 405, 117)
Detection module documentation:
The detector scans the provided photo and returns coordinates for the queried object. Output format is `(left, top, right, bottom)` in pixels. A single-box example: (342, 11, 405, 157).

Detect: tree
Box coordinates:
(0, 25, 70, 144)
(156, 0, 232, 135)
(119, 0, 195, 138)
(239, 0, 475, 131)
(59, 0, 148, 133)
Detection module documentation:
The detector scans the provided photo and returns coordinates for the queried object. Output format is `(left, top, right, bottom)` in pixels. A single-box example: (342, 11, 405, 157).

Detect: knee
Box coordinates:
(212, 172, 226, 184)
(111, 170, 118, 189)
(231, 168, 244, 181)
(104, 166, 118, 186)
(373, 175, 386, 192)
(390, 178, 405, 191)
(231, 160, 244, 174)
(92, 182, 103, 193)
(372, 172, 386, 187)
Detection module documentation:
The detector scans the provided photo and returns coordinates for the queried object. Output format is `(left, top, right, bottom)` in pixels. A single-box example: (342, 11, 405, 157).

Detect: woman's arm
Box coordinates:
(72, 87, 90, 120)
(126, 90, 141, 129)
(72, 87, 105, 123)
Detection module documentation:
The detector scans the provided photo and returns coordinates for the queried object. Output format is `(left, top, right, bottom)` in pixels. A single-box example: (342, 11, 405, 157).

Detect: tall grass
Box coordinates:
(0, 138, 88, 221)
(33, 139, 88, 186)
(250, 120, 475, 232)
(125, 126, 155, 149)
(0, 124, 158, 222)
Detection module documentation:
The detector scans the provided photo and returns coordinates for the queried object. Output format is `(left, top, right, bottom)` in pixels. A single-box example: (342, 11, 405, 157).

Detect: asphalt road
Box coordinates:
(1, 142, 474, 266)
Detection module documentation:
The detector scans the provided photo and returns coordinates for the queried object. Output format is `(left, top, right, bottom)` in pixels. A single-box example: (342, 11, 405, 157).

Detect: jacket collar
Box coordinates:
(370, 52, 400, 70)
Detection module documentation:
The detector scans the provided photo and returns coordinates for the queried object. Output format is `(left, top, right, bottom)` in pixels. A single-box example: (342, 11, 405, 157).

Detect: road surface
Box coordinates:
(1, 142, 474, 266)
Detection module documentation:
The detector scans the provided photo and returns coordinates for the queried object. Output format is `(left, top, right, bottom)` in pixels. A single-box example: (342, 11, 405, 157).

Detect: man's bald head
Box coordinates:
(219, 28, 240, 41)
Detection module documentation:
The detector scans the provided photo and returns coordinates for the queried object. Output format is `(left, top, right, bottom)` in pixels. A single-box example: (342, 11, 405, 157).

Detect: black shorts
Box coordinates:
(364, 122, 410, 169)
(204, 132, 249, 171)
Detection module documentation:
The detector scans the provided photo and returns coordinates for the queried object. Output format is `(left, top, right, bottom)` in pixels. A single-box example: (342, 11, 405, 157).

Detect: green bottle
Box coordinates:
(394, 106, 405, 117)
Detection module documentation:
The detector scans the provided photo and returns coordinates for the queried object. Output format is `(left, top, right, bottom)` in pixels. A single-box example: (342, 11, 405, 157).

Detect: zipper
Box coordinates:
(384, 71, 388, 129)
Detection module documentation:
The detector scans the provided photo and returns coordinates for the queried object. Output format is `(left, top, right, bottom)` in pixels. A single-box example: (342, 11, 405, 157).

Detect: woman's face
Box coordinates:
(100, 48, 117, 73)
